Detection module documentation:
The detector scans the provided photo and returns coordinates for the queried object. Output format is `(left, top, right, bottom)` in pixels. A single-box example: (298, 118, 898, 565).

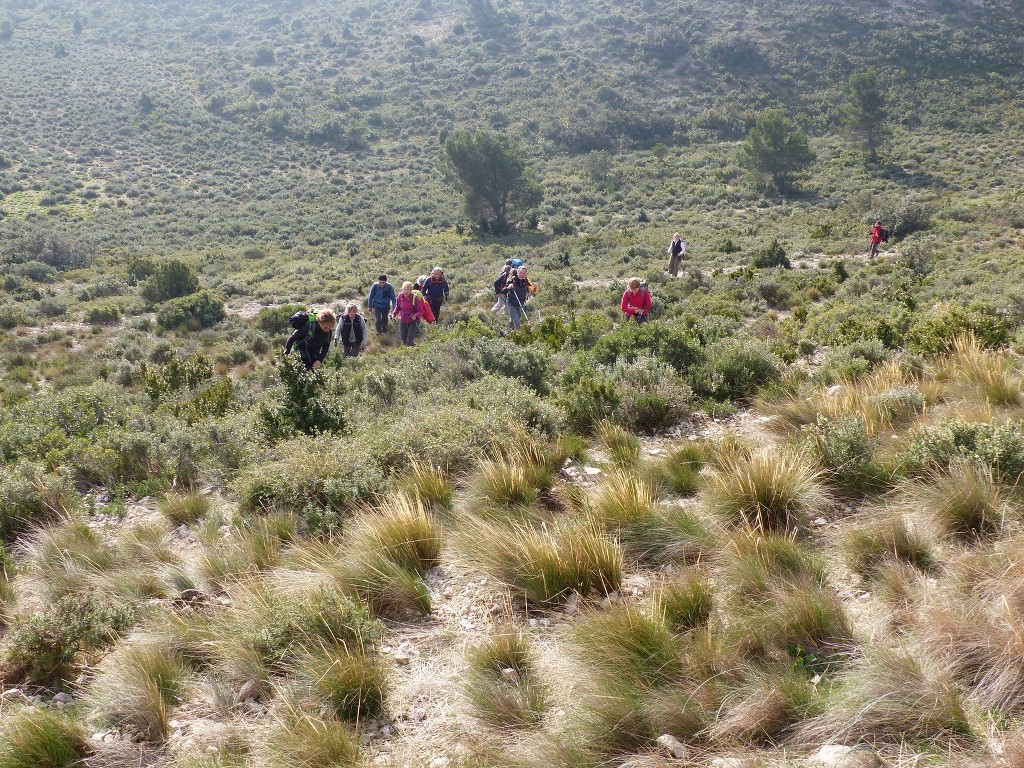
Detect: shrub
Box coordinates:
(158, 492, 215, 526)
(557, 375, 619, 433)
(816, 339, 892, 384)
(0, 463, 76, 543)
(0, 708, 89, 768)
(261, 710, 359, 768)
(156, 290, 225, 330)
(692, 336, 783, 402)
(86, 642, 189, 741)
(84, 303, 121, 325)
(140, 260, 199, 303)
(899, 419, 1024, 483)
(876, 197, 934, 239)
(0, 302, 29, 329)
(292, 642, 388, 721)
(463, 631, 549, 729)
(907, 304, 1011, 357)
(802, 415, 888, 497)
(254, 304, 306, 335)
(590, 320, 704, 373)
(4, 593, 136, 686)
(750, 239, 790, 269)
(704, 449, 828, 533)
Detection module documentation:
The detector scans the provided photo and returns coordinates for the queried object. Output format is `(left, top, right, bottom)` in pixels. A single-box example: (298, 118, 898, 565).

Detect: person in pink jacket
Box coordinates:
(392, 281, 425, 346)
(621, 279, 652, 324)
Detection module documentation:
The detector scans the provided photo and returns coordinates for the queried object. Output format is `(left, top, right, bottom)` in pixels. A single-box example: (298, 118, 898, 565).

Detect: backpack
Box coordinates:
(881, 228, 890, 243)
(493, 270, 509, 295)
(289, 309, 317, 330)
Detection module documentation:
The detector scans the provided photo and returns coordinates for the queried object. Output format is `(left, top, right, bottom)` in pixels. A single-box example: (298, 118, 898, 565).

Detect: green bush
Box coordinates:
(906, 303, 1011, 356)
(691, 336, 783, 401)
(156, 290, 225, 330)
(803, 415, 888, 496)
(140, 260, 199, 303)
(477, 339, 552, 394)
(254, 304, 306, 335)
(258, 356, 347, 439)
(815, 339, 892, 384)
(84, 303, 121, 325)
(0, 302, 29, 329)
(4, 593, 136, 686)
(899, 419, 1024, 483)
(591, 319, 704, 373)
(750, 239, 790, 269)
(801, 300, 907, 348)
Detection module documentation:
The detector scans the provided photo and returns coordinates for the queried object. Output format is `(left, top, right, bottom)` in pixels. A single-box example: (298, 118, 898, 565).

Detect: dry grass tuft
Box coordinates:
(290, 640, 388, 721)
(261, 706, 359, 768)
(651, 572, 714, 634)
(596, 420, 641, 467)
(0, 708, 89, 768)
(704, 449, 829, 533)
(395, 460, 454, 512)
(937, 335, 1022, 406)
(842, 511, 937, 579)
(463, 630, 549, 729)
(158, 492, 216, 526)
(902, 461, 1015, 541)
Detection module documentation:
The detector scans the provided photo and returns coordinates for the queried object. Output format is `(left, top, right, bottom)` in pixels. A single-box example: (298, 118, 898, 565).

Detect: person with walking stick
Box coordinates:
(667, 233, 685, 277)
(502, 266, 537, 330)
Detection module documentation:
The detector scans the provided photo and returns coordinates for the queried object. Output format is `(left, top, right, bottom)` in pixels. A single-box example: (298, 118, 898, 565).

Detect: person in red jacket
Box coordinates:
(868, 220, 888, 259)
(391, 281, 425, 346)
(621, 279, 652, 324)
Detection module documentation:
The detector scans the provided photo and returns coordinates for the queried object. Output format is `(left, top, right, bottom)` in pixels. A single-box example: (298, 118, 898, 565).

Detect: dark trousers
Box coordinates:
(632, 313, 649, 324)
(428, 297, 443, 323)
(342, 341, 360, 357)
(399, 320, 419, 346)
(372, 307, 389, 332)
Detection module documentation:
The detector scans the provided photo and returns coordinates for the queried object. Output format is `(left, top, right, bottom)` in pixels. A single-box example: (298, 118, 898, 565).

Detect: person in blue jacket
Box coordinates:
(367, 275, 397, 333)
(421, 267, 450, 323)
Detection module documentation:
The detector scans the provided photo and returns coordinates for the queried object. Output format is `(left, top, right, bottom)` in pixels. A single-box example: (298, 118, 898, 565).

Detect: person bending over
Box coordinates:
(285, 309, 337, 370)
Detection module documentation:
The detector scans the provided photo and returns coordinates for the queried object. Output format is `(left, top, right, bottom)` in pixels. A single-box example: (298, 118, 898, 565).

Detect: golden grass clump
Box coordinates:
(902, 461, 1015, 541)
(394, 459, 454, 512)
(0, 708, 90, 768)
(937, 335, 1022, 406)
(462, 630, 549, 729)
(260, 708, 359, 768)
(158, 491, 216, 526)
(290, 640, 388, 722)
(841, 511, 937, 580)
(596, 420, 641, 467)
(704, 448, 829, 533)
(651, 572, 714, 634)
(196, 513, 295, 591)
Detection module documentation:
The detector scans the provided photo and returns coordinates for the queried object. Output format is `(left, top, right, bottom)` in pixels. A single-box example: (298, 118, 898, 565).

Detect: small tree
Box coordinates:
(843, 69, 890, 161)
(443, 129, 543, 235)
(736, 109, 816, 194)
(138, 92, 155, 114)
(141, 260, 199, 303)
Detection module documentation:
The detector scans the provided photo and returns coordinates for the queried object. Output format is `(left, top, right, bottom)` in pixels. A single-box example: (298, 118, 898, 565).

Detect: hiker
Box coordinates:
(284, 309, 337, 370)
(367, 275, 396, 333)
(503, 266, 537, 330)
(621, 279, 652, 324)
(667, 233, 686, 277)
(414, 275, 436, 324)
(491, 259, 514, 312)
(334, 302, 368, 357)
(421, 267, 450, 323)
(392, 281, 425, 346)
(868, 220, 889, 259)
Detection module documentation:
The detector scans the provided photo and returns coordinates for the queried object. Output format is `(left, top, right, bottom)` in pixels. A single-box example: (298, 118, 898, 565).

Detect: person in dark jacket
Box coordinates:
(334, 303, 369, 357)
(420, 267, 450, 323)
(285, 309, 337, 370)
(367, 275, 397, 333)
(503, 266, 537, 330)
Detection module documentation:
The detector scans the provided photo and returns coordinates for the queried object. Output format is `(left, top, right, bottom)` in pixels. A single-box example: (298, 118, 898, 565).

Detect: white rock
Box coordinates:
(815, 746, 853, 762)
(710, 759, 751, 768)
(91, 733, 106, 742)
(238, 679, 261, 702)
(410, 706, 427, 722)
(583, 466, 602, 476)
(656, 733, 689, 759)
(826, 384, 846, 396)
(430, 758, 450, 768)
(52, 692, 75, 705)
(563, 592, 579, 616)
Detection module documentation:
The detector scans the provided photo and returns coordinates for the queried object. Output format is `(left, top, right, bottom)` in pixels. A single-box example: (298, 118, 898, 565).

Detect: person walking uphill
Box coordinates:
(285, 309, 337, 370)
(421, 267, 450, 323)
(621, 279, 652, 323)
(868, 220, 889, 259)
(503, 266, 537, 330)
(392, 281, 425, 346)
(667, 233, 686, 277)
(334, 303, 368, 357)
(367, 275, 397, 333)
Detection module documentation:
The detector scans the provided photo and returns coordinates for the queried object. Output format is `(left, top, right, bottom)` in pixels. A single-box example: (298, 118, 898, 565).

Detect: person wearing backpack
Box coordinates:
(667, 233, 686, 277)
(868, 220, 889, 259)
(285, 309, 337, 370)
(421, 267, 450, 323)
(367, 275, 397, 334)
(392, 281, 425, 346)
(491, 259, 514, 312)
(503, 266, 537, 330)
(621, 279, 652, 324)
(334, 303, 369, 357)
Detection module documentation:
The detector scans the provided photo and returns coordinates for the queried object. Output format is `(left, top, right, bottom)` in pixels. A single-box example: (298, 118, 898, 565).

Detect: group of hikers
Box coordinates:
(285, 221, 890, 369)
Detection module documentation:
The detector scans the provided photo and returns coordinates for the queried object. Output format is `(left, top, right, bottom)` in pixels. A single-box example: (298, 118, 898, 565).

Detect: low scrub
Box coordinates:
(463, 631, 549, 729)
(903, 461, 1014, 540)
(260, 709, 359, 768)
(0, 463, 76, 543)
(0, 708, 89, 768)
(291, 641, 388, 721)
(158, 491, 216, 526)
(898, 419, 1024, 483)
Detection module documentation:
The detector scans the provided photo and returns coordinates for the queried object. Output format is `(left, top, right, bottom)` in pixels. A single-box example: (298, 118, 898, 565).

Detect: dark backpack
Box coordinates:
(289, 309, 317, 330)
(493, 271, 509, 295)
(880, 228, 890, 243)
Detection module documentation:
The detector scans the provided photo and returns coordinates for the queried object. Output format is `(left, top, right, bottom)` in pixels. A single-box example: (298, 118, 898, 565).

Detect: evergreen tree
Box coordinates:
(736, 109, 816, 194)
(844, 69, 890, 161)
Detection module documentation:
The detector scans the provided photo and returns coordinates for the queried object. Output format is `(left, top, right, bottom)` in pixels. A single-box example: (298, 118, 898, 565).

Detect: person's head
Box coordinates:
(377, 274, 388, 285)
(875, 220, 882, 226)
(517, 266, 528, 278)
(505, 259, 513, 267)
(673, 232, 680, 240)
(416, 275, 427, 287)
(318, 309, 337, 331)
(431, 267, 443, 279)
(346, 303, 358, 316)
(401, 281, 413, 294)
(628, 278, 641, 291)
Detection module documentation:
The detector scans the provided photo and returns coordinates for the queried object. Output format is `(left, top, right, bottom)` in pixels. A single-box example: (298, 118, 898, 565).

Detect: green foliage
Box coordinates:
(292, 643, 388, 721)
(736, 109, 816, 193)
(750, 239, 790, 269)
(692, 336, 783, 402)
(899, 419, 1024, 483)
(142, 354, 213, 400)
(156, 290, 226, 330)
(652, 573, 714, 634)
(906, 303, 1011, 356)
(0, 463, 76, 543)
(844, 69, 890, 160)
(4, 593, 136, 687)
(590, 319, 704, 373)
(84, 303, 121, 324)
(463, 631, 549, 729)
(140, 260, 199, 304)
(0, 708, 89, 768)
(260, 355, 347, 438)
(803, 415, 888, 496)
(443, 129, 542, 234)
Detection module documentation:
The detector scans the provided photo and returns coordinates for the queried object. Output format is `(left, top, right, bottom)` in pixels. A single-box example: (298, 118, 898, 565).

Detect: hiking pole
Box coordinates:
(510, 286, 528, 324)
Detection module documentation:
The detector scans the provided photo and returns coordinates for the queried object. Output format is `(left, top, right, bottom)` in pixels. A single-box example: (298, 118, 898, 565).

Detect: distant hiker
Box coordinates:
(367, 275, 397, 333)
(285, 309, 337, 370)
(503, 266, 537, 330)
(421, 267, 450, 323)
(491, 259, 514, 312)
(621, 279, 652, 324)
(868, 220, 889, 259)
(667, 233, 686, 277)
(334, 303, 368, 357)
(392, 281, 425, 346)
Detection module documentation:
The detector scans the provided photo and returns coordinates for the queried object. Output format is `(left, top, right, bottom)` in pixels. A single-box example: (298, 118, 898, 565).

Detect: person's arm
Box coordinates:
(368, 284, 377, 308)
(359, 316, 368, 346)
(391, 296, 400, 319)
(621, 291, 633, 315)
(284, 325, 307, 354)
(388, 285, 397, 312)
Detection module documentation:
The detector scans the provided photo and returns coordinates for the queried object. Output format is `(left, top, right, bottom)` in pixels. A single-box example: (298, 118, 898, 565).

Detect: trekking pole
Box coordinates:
(510, 287, 528, 324)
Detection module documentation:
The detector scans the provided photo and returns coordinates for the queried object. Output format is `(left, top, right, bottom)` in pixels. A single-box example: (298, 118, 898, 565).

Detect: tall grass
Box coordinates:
(158, 492, 216, 525)
(937, 335, 1021, 406)
(842, 511, 936, 579)
(261, 708, 359, 768)
(455, 516, 621, 607)
(903, 461, 1014, 540)
(718, 530, 827, 599)
(651, 572, 714, 634)
(704, 449, 828, 533)
(648, 443, 707, 497)
(395, 460, 454, 512)
(197, 513, 295, 591)
(291, 640, 388, 721)
(0, 708, 89, 768)
(596, 420, 641, 467)
(86, 642, 190, 741)
(571, 605, 682, 689)
(347, 493, 441, 575)
(463, 630, 549, 729)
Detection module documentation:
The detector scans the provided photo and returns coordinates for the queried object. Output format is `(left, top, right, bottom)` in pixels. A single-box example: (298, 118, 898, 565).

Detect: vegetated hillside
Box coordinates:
(4, 1, 1024, 766)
